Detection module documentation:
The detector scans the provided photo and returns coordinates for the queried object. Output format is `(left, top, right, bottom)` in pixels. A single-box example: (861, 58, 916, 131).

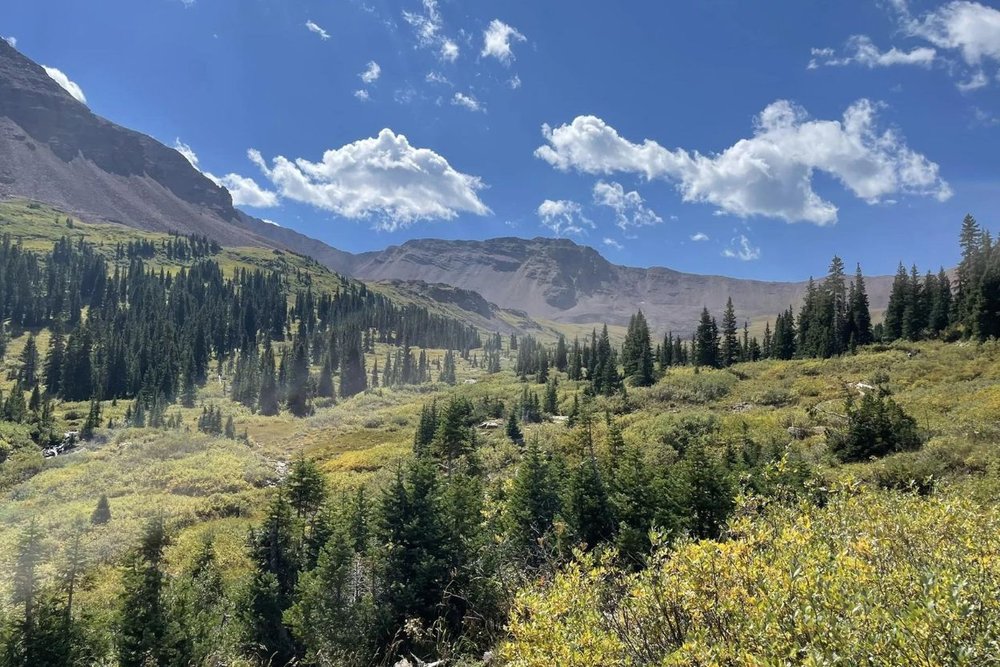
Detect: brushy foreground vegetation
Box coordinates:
(501, 486, 1000, 666)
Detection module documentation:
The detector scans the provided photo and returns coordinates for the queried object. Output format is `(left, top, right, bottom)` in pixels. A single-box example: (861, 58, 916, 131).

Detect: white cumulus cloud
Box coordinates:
(592, 180, 663, 229)
(250, 129, 490, 230)
(305, 20, 330, 40)
(690, 232, 710, 241)
(911, 1, 1000, 67)
(354, 89, 370, 101)
(723, 234, 761, 261)
(535, 100, 950, 225)
(2, 36, 15, 47)
(537, 199, 593, 236)
(481, 19, 526, 65)
(602, 237, 624, 250)
(360, 61, 381, 84)
(43, 66, 86, 104)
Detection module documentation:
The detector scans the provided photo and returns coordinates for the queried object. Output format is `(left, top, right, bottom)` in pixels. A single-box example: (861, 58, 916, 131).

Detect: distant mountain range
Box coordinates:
(0, 40, 894, 334)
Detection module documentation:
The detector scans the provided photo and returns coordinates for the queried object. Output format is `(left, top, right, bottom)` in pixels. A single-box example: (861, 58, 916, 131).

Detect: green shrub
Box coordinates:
(828, 385, 922, 462)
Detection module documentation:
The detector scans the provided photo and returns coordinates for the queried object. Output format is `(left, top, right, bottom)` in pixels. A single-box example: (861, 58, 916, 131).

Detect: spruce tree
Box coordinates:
(622, 310, 655, 385)
(883, 263, 909, 341)
(504, 438, 559, 564)
(505, 410, 523, 443)
(118, 518, 172, 667)
(694, 307, 719, 368)
(19, 334, 39, 386)
(258, 343, 280, 416)
(719, 298, 739, 367)
(286, 335, 313, 417)
(43, 326, 65, 395)
(439, 350, 457, 385)
(848, 263, 873, 347)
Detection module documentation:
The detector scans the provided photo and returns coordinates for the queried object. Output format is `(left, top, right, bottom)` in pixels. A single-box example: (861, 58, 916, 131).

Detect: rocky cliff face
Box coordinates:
(0, 40, 271, 247)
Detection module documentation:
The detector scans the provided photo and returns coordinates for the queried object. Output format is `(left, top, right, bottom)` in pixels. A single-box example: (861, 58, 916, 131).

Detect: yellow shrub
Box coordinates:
(501, 488, 1000, 666)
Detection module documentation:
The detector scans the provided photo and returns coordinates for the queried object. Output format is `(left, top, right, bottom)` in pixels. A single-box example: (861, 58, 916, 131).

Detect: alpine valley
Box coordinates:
(1, 23, 1000, 667)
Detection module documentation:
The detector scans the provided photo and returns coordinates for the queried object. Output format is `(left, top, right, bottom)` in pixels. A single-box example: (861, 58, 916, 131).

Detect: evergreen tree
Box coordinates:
(258, 342, 280, 416)
(81, 398, 101, 440)
(244, 491, 298, 664)
(956, 213, 982, 332)
(376, 460, 450, 648)
(505, 410, 523, 444)
(9, 521, 44, 665)
(439, 350, 457, 385)
(286, 334, 313, 417)
(928, 267, 952, 336)
(543, 376, 559, 415)
(413, 402, 438, 457)
(719, 298, 739, 367)
(622, 310, 655, 385)
(847, 263, 873, 347)
(679, 444, 734, 539)
(339, 331, 367, 399)
(504, 438, 559, 564)
(565, 453, 615, 550)
(694, 307, 719, 368)
(118, 518, 175, 667)
(883, 263, 909, 341)
(19, 334, 39, 386)
(316, 354, 335, 399)
(42, 326, 65, 395)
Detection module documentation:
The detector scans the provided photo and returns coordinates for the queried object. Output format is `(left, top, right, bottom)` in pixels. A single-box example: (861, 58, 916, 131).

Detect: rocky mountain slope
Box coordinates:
(0, 39, 276, 248)
(333, 237, 895, 334)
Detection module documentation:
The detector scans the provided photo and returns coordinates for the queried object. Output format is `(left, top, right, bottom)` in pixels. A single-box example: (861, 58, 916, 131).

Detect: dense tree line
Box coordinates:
(0, 236, 484, 445)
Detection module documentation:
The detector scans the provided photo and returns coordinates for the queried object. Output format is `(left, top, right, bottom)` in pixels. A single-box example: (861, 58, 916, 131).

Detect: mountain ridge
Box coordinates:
(0, 39, 277, 248)
(325, 235, 895, 334)
(0, 40, 894, 334)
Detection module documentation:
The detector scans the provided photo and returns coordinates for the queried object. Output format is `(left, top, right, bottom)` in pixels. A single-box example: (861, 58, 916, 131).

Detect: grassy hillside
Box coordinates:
(1, 199, 998, 665)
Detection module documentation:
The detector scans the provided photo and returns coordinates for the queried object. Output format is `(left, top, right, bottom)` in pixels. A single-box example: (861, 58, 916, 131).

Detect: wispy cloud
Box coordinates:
(403, 0, 460, 62)
(306, 20, 330, 40)
(451, 91, 484, 112)
(723, 234, 761, 261)
(690, 232, 710, 241)
(602, 237, 624, 250)
(592, 181, 663, 230)
(537, 199, 593, 236)
(360, 61, 381, 84)
(808, 35, 935, 69)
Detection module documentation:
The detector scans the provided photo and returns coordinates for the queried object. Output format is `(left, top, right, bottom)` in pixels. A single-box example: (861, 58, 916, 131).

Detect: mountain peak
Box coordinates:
(0, 41, 280, 247)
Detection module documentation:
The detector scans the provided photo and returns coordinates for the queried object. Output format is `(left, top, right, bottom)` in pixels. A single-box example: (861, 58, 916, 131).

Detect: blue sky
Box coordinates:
(5, 0, 1000, 280)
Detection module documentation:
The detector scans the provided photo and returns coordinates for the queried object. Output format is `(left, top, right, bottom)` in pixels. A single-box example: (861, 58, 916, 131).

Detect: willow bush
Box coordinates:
(502, 486, 1000, 666)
